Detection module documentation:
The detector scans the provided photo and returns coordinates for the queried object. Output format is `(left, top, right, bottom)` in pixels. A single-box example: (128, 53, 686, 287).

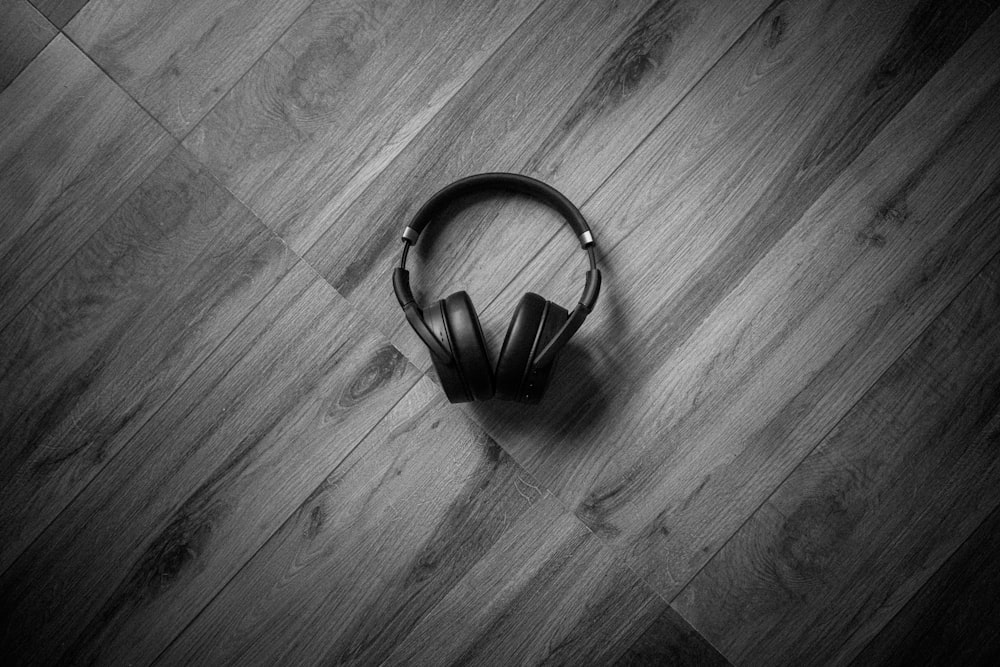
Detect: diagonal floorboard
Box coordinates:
(0, 35, 173, 331)
(0, 147, 296, 573)
(675, 254, 1000, 665)
(851, 498, 1000, 666)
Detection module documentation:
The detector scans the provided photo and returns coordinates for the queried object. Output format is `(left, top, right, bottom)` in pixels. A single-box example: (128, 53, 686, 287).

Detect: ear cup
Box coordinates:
(423, 291, 494, 403)
(421, 299, 468, 403)
(495, 293, 568, 403)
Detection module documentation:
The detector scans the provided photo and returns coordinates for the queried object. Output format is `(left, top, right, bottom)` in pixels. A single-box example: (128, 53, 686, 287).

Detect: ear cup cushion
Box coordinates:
(495, 293, 545, 401)
(443, 291, 495, 401)
(521, 299, 568, 404)
(423, 299, 472, 403)
(495, 293, 568, 402)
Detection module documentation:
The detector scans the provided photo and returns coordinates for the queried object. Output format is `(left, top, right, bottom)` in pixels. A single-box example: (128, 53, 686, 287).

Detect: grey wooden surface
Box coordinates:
(2, 0, 999, 664)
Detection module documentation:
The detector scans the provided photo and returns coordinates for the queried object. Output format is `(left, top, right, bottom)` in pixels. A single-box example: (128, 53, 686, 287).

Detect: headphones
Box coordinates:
(392, 173, 601, 404)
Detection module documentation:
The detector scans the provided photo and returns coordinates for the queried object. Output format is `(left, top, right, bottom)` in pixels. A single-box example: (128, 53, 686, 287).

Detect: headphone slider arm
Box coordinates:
(393, 268, 415, 308)
(582, 269, 602, 313)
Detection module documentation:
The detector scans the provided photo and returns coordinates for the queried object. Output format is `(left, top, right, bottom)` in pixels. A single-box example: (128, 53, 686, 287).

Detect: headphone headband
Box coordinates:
(401, 172, 595, 248)
(393, 173, 601, 369)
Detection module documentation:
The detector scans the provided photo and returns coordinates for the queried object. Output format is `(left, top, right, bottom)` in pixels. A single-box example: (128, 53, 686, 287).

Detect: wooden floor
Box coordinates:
(2, 0, 999, 664)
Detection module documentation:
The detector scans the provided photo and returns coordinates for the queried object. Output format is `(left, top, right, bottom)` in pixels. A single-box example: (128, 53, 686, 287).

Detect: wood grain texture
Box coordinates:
(0, 147, 296, 573)
(297, 0, 771, 364)
(0, 263, 421, 666)
(0, 0, 55, 91)
(0, 35, 173, 330)
(673, 257, 1000, 665)
(28, 0, 86, 28)
(185, 0, 546, 253)
(852, 502, 1000, 666)
(65, 0, 317, 136)
(5, 0, 1000, 662)
(163, 377, 725, 666)
(463, 0, 1000, 595)
(380, 491, 679, 667)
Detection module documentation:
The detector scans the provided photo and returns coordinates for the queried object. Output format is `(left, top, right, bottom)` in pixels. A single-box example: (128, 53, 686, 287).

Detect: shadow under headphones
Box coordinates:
(392, 173, 601, 404)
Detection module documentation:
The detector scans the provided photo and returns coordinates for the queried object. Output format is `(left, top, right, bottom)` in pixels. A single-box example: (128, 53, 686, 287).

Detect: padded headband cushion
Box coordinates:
(443, 291, 494, 401)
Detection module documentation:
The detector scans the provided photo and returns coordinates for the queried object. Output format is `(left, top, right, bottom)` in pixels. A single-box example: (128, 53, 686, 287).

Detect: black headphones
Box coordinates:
(393, 173, 601, 404)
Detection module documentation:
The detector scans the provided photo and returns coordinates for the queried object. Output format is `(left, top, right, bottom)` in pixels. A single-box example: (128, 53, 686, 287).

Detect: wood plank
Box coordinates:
(65, 0, 318, 136)
(0, 0, 55, 91)
(29, 0, 86, 28)
(851, 503, 1000, 666)
(0, 147, 296, 573)
(161, 377, 725, 666)
(0, 35, 174, 330)
(614, 607, 732, 667)
(673, 257, 1000, 665)
(463, 0, 1000, 595)
(293, 0, 771, 362)
(0, 264, 422, 665)
(184, 0, 549, 253)
(380, 493, 682, 667)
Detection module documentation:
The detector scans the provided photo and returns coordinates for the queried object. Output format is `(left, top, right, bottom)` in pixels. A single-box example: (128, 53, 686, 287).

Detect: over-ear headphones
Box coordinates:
(392, 173, 601, 404)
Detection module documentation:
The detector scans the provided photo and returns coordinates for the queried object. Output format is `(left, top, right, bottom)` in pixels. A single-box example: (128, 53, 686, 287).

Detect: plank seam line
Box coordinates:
(0, 0, 58, 91)
(25, 0, 82, 28)
(58, 29, 178, 141)
(836, 247, 1000, 664)
(173, 0, 320, 143)
(846, 497, 1000, 663)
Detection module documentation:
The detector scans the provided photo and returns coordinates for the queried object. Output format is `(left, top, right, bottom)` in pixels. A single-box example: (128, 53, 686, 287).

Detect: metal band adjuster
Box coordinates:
(579, 230, 594, 247)
(402, 226, 419, 244)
